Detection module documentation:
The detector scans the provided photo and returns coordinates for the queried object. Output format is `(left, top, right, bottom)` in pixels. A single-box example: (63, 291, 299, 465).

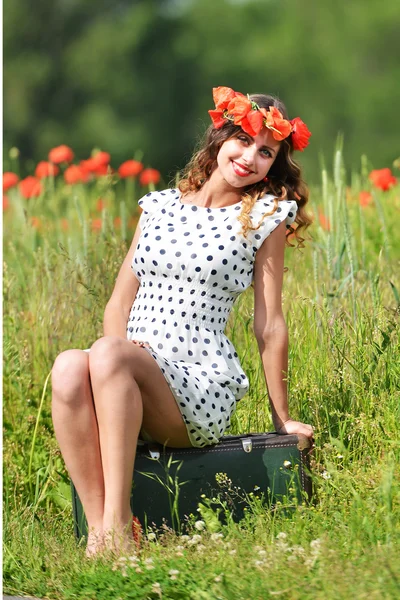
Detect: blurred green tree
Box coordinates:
(4, 0, 400, 184)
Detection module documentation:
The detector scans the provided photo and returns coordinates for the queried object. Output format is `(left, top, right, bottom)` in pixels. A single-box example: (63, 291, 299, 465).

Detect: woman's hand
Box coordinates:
(276, 418, 314, 439)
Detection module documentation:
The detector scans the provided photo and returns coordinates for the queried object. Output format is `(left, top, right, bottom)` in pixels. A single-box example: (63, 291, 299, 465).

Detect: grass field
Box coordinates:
(3, 148, 400, 599)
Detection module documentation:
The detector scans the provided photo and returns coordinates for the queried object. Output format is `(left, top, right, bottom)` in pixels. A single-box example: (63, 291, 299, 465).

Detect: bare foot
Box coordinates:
(103, 516, 142, 556)
(85, 529, 104, 558)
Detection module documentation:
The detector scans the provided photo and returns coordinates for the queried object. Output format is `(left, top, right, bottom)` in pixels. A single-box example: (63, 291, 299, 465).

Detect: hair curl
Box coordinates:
(177, 93, 313, 248)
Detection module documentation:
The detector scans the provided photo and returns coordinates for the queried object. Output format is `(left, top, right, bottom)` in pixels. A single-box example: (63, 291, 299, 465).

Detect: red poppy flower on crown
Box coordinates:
(208, 86, 311, 151)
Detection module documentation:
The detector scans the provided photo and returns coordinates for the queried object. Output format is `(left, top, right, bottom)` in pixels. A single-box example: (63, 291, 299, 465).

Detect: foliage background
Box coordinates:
(4, 0, 400, 182)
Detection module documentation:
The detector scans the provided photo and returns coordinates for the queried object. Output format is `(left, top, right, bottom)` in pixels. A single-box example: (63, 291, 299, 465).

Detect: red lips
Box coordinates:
(231, 161, 253, 177)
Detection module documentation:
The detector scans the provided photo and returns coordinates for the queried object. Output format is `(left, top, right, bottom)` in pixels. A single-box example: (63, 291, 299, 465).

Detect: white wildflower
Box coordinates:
(195, 520, 206, 531)
(144, 558, 154, 564)
(292, 545, 305, 556)
(187, 534, 202, 546)
(310, 539, 322, 552)
(214, 575, 223, 583)
(254, 560, 265, 567)
(276, 532, 287, 540)
(180, 535, 190, 542)
(210, 532, 224, 542)
(258, 549, 267, 557)
(229, 549, 237, 555)
(321, 470, 331, 479)
(147, 532, 157, 541)
(197, 544, 206, 552)
(176, 545, 184, 551)
(151, 582, 162, 596)
(305, 556, 317, 568)
(169, 568, 179, 580)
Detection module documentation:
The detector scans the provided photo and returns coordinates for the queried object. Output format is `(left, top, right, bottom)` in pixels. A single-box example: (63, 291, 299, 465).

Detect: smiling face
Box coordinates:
(216, 128, 281, 188)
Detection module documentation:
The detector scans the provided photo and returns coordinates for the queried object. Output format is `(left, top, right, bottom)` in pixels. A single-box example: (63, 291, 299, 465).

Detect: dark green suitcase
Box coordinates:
(71, 432, 313, 540)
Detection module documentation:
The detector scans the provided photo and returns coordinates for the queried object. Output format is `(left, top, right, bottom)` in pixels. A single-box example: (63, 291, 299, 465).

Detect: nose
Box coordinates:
(241, 144, 257, 167)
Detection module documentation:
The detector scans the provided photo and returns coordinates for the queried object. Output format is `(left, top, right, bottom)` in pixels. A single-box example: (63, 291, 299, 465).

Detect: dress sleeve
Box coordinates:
(249, 195, 298, 252)
(137, 189, 175, 229)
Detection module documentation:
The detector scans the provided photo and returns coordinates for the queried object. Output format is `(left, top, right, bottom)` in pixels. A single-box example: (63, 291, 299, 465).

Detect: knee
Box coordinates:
(51, 350, 90, 406)
(88, 336, 128, 381)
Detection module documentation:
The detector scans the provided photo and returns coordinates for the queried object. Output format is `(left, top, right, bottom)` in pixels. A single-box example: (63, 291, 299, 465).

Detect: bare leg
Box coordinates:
(51, 350, 105, 556)
(88, 336, 191, 552)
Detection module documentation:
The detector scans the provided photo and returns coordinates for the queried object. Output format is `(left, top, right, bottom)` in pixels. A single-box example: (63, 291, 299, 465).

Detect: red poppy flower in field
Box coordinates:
(369, 168, 397, 191)
(35, 161, 60, 178)
(93, 164, 114, 177)
(48, 145, 74, 164)
(96, 198, 106, 211)
(81, 151, 111, 174)
(359, 191, 373, 207)
(92, 151, 110, 166)
(318, 208, 331, 231)
(91, 218, 102, 231)
(140, 168, 161, 186)
(19, 176, 43, 199)
(3, 195, 10, 211)
(118, 160, 144, 178)
(290, 117, 312, 151)
(114, 216, 122, 228)
(60, 218, 69, 231)
(30, 216, 42, 229)
(64, 165, 90, 185)
(3, 172, 19, 192)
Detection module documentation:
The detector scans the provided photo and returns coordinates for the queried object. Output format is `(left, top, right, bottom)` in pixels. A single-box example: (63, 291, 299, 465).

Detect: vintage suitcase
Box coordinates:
(72, 432, 313, 540)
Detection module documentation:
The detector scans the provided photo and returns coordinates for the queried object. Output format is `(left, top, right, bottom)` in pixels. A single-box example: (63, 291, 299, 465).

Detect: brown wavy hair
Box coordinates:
(177, 93, 313, 247)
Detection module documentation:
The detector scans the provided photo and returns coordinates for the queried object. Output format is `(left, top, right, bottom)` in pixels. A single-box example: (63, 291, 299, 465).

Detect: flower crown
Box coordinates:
(208, 86, 311, 151)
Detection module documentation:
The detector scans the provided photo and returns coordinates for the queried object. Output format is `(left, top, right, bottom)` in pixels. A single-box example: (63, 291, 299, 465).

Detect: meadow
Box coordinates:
(3, 145, 400, 599)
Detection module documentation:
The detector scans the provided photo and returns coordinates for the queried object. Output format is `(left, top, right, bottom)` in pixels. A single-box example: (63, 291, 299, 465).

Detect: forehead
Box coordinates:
(253, 127, 281, 150)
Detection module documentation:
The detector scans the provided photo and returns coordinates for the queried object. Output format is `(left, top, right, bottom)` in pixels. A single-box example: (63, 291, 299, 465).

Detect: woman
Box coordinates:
(51, 86, 314, 556)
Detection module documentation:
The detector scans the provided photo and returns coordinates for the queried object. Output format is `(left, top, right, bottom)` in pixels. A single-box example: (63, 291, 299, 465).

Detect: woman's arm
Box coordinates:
(253, 222, 313, 438)
(103, 221, 143, 338)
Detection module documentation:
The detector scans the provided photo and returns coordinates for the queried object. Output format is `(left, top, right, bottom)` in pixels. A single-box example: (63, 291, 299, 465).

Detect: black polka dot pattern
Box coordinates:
(127, 188, 297, 447)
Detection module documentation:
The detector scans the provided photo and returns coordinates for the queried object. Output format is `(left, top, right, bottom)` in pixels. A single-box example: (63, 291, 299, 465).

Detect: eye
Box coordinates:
(260, 148, 272, 158)
(237, 135, 249, 144)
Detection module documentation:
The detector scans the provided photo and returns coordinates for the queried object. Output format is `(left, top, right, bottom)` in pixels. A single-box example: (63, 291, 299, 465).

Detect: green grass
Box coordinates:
(3, 150, 400, 599)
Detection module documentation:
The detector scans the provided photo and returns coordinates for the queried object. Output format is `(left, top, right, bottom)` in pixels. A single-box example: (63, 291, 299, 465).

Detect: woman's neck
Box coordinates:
(185, 170, 243, 208)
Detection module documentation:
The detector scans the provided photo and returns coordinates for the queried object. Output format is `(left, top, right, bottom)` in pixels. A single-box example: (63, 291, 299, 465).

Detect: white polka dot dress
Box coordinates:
(127, 188, 297, 447)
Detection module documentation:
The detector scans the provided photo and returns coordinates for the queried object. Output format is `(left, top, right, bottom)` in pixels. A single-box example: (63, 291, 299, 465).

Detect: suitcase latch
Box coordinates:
(148, 445, 160, 460)
(241, 438, 253, 453)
